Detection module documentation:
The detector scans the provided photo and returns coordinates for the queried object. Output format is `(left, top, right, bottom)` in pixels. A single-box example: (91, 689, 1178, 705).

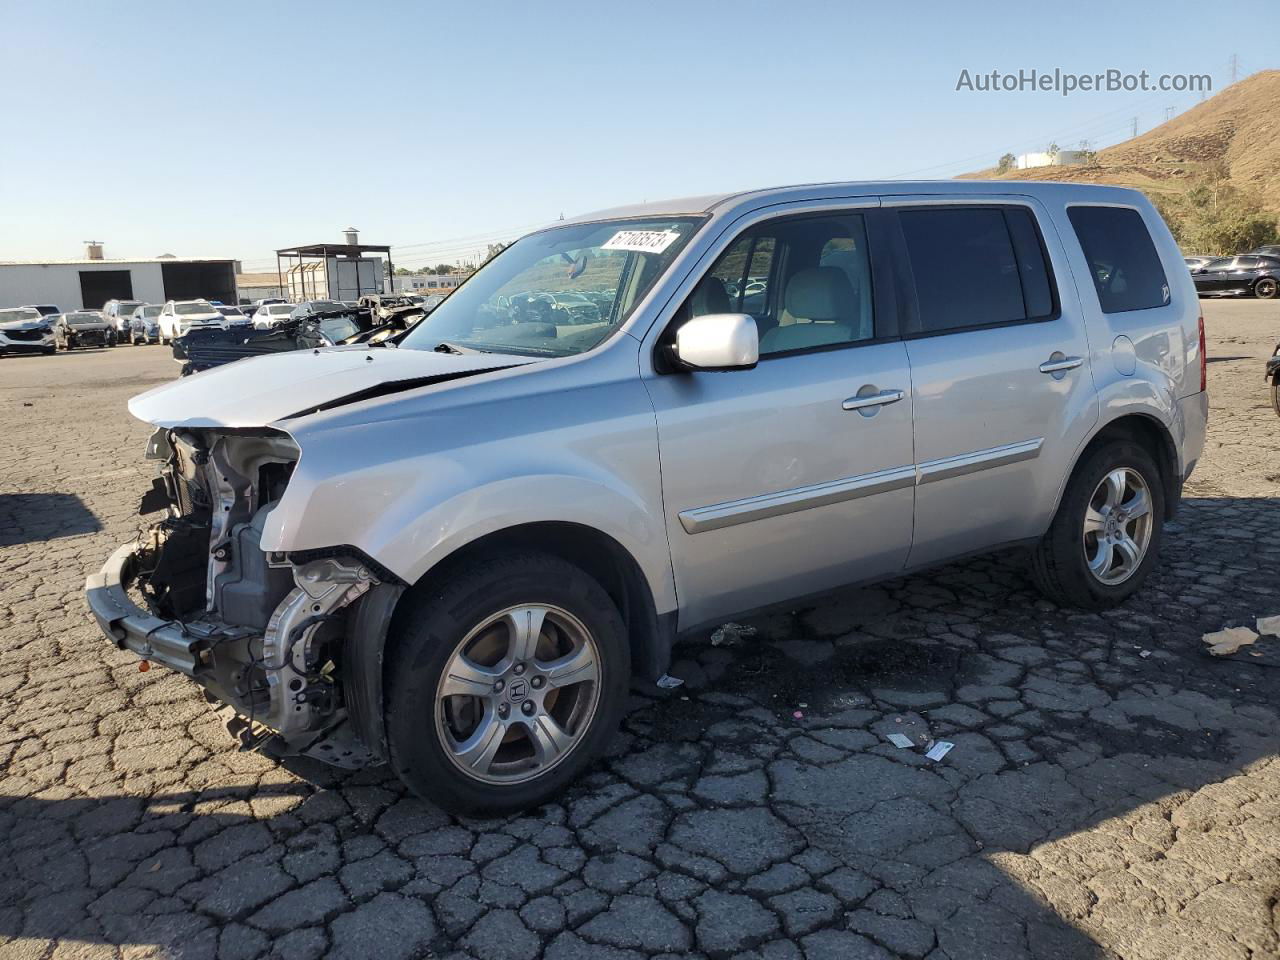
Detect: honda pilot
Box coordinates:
(86, 181, 1208, 813)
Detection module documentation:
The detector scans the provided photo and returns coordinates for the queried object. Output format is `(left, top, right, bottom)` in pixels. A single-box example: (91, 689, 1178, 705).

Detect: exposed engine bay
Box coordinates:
(128, 426, 387, 765)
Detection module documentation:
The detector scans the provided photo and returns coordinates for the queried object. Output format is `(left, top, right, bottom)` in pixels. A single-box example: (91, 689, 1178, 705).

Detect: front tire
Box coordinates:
(385, 551, 629, 815)
(1254, 278, 1278, 300)
(1031, 440, 1164, 610)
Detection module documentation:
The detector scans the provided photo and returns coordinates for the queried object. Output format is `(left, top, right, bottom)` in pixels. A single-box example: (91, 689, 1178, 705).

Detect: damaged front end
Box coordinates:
(86, 426, 399, 767)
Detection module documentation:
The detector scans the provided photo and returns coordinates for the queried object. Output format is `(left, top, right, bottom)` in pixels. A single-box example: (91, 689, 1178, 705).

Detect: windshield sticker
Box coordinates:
(601, 230, 681, 254)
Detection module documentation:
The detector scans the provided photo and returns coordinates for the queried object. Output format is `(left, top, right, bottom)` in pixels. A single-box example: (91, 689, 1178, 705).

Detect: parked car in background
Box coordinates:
(157, 300, 224, 343)
(1248, 245, 1280, 259)
(54, 310, 111, 349)
(23, 303, 60, 318)
(1183, 256, 1214, 271)
(1190, 255, 1280, 299)
(86, 181, 1206, 814)
(129, 304, 163, 344)
(289, 300, 351, 321)
(252, 302, 298, 329)
(103, 299, 145, 338)
(0, 306, 57, 355)
(1267, 341, 1280, 416)
(215, 305, 253, 328)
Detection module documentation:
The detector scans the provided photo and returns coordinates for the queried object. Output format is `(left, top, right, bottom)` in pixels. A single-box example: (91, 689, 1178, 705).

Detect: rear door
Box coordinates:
(886, 197, 1098, 568)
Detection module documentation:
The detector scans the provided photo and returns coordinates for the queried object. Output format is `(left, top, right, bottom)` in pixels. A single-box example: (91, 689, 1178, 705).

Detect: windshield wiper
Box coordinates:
(434, 341, 479, 355)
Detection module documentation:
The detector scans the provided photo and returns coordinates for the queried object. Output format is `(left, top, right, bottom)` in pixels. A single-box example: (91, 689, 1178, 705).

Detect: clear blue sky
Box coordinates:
(0, 0, 1270, 272)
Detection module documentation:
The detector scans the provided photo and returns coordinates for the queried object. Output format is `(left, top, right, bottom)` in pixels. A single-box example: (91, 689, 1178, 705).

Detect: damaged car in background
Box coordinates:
(171, 301, 429, 375)
(0, 306, 57, 355)
(87, 181, 1206, 814)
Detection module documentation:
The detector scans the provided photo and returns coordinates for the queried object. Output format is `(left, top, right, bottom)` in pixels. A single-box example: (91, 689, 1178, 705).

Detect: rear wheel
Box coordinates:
(1271, 380, 1280, 417)
(1031, 440, 1164, 610)
(1255, 278, 1278, 299)
(385, 551, 629, 815)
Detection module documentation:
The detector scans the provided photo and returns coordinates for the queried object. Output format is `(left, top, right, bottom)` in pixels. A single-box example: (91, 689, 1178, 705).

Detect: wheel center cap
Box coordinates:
(506, 678, 529, 703)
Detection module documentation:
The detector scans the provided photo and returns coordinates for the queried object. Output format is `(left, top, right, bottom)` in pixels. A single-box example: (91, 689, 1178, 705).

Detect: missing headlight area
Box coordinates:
(121, 426, 381, 765)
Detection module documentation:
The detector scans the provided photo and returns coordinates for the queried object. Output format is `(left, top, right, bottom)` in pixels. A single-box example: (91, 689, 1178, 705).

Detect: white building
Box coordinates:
(0, 255, 238, 310)
(1014, 149, 1087, 171)
(394, 273, 469, 294)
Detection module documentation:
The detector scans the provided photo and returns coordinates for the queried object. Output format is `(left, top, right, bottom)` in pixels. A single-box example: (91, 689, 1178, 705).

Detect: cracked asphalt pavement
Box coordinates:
(2, 299, 1279, 960)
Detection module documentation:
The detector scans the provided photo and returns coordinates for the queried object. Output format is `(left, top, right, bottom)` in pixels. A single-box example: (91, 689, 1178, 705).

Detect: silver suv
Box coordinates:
(86, 181, 1207, 813)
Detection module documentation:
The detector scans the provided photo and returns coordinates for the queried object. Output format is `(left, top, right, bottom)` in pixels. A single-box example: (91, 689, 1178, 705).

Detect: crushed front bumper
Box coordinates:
(85, 541, 219, 675)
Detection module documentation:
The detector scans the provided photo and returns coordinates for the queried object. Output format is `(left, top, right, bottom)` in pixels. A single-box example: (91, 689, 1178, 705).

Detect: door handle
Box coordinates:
(1039, 356, 1084, 374)
(842, 389, 905, 411)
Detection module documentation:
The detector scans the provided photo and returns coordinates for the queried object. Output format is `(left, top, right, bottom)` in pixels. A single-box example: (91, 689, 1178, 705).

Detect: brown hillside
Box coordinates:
(958, 71, 1280, 210)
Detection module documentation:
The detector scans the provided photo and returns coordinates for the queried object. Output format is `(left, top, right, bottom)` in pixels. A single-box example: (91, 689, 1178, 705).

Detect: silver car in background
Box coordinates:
(86, 180, 1207, 813)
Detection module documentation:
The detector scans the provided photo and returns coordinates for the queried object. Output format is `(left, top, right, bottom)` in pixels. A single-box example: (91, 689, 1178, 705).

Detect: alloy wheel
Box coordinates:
(1082, 467, 1154, 585)
(434, 604, 601, 785)
(1255, 278, 1277, 299)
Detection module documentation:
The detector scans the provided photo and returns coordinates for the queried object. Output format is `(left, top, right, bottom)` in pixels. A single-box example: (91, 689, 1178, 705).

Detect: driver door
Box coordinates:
(644, 205, 916, 630)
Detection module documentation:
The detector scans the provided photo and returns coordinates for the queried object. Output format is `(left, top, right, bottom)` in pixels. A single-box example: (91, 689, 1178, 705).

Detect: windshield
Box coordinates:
(267, 304, 294, 315)
(142, 305, 162, 318)
(67, 313, 102, 325)
(217, 307, 245, 317)
(175, 302, 215, 316)
(114, 302, 142, 313)
(399, 216, 702, 357)
(306, 301, 345, 313)
(0, 308, 42, 324)
(319, 317, 360, 342)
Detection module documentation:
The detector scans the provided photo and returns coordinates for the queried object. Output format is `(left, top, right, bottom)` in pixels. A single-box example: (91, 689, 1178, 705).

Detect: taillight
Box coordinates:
(1198, 313, 1207, 393)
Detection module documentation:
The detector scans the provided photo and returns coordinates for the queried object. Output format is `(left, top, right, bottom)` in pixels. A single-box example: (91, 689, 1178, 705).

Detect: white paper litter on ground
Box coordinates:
(1256, 615, 1280, 637)
(886, 733, 915, 749)
(1202, 626, 1259, 656)
(925, 741, 955, 762)
(656, 674, 684, 689)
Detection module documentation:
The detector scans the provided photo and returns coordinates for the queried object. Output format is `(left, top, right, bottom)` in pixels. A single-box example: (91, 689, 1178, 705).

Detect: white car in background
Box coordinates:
(252, 303, 297, 329)
(157, 300, 225, 344)
(216, 305, 253, 329)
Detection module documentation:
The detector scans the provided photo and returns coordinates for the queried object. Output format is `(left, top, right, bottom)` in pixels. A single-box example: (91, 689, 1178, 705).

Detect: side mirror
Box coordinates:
(671, 313, 758, 371)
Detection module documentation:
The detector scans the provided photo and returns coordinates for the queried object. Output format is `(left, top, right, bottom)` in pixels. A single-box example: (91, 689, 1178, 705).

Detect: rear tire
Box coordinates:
(385, 551, 629, 815)
(1254, 278, 1278, 300)
(1271, 380, 1280, 418)
(1031, 440, 1164, 610)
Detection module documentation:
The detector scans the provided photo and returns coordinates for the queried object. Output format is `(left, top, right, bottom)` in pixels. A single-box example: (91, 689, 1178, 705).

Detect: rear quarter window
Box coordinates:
(1067, 206, 1170, 313)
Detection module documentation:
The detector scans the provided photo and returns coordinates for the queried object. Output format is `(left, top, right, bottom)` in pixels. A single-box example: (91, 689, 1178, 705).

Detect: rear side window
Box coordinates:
(1067, 206, 1170, 313)
(898, 206, 1056, 334)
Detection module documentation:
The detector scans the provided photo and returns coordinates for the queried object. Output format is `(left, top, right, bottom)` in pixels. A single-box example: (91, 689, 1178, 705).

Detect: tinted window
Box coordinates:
(1068, 206, 1170, 313)
(687, 213, 875, 357)
(899, 207, 1028, 333)
(1234, 257, 1260, 269)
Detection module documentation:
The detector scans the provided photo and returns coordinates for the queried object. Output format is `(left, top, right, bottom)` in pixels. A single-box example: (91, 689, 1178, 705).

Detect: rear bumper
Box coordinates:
(85, 542, 212, 675)
(1178, 391, 1208, 482)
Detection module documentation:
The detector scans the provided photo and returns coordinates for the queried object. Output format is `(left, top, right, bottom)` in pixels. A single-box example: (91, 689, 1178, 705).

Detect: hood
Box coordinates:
(0, 319, 50, 331)
(129, 345, 533, 429)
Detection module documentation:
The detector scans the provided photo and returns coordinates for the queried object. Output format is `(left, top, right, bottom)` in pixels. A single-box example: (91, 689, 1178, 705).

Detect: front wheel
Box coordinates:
(1271, 380, 1280, 418)
(1255, 278, 1278, 300)
(1031, 440, 1164, 610)
(385, 551, 629, 815)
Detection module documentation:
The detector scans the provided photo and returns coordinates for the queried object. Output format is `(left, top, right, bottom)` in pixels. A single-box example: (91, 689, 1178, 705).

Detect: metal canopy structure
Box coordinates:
(274, 241, 394, 302)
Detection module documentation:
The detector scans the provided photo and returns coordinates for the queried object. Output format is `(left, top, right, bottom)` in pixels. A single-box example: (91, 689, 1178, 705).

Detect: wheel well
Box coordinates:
(1079, 414, 1180, 518)
(414, 522, 671, 682)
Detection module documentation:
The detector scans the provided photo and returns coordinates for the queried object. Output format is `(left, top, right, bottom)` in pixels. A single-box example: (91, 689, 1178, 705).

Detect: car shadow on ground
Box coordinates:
(2, 495, 1278, 959)
(0, 493, 101, 546)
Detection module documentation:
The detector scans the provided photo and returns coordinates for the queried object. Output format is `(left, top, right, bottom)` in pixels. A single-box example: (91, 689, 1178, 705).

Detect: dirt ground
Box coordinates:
(1, 299, 1278, 960)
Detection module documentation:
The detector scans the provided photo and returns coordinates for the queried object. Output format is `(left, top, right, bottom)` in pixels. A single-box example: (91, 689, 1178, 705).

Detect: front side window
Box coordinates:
(684, 212, 875, 357)
(898, 206, 1055, 335)
(1067, 206, 1170, 313)
(399, 216, 702, 357)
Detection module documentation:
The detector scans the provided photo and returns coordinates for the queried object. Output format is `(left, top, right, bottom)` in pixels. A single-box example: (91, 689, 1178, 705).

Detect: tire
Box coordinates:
(1255, 278, 1278, 300)
(1271, 380, 1280, 418)
(1030, 440, 1164, 610)
(385, 551, 629, 815)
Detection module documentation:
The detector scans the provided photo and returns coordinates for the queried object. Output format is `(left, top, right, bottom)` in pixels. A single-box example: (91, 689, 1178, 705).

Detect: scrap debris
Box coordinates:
(925, 741, 955, 762)
(1257, 615, 1280, 637)
(1202, 626, 1259, 657)
(886, 733, 915, 749)
(656, 674, 684, 689)
(711, 622, 757, 647)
